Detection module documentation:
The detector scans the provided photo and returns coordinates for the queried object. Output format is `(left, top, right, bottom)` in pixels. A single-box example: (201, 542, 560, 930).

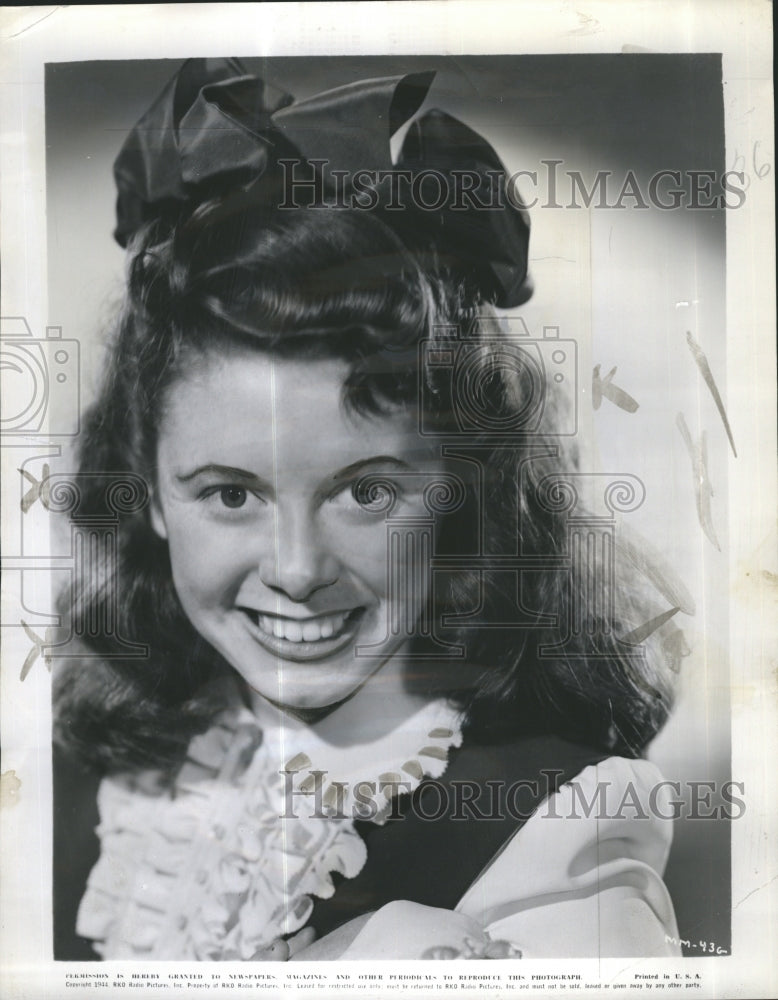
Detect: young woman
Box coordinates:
(53, 58, 681, 961)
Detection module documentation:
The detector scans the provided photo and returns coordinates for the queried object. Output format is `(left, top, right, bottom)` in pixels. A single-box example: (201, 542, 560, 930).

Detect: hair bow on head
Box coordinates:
(114, 58, 531, 307)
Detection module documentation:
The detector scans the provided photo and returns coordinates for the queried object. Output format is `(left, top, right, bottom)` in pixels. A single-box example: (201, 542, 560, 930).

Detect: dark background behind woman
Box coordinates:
(45, 54, 730, 959)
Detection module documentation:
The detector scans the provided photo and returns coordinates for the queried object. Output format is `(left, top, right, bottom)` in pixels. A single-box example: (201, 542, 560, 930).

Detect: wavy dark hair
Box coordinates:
(53, 195, 680, 773)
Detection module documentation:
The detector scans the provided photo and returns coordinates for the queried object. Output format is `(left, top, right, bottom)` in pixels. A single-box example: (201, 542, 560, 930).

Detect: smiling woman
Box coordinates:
(151, 350, 446, 709)
(52, 57, 683, 962)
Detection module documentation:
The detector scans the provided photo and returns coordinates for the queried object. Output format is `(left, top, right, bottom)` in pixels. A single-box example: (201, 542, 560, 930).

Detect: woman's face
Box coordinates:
(151, 347, 446, 712)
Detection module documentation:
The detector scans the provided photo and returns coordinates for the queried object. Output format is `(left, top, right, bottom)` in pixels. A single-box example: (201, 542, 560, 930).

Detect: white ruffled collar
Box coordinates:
(78, 677, 463, 960)
(187, 680, 463, 823)
(253, 690, 462, 823)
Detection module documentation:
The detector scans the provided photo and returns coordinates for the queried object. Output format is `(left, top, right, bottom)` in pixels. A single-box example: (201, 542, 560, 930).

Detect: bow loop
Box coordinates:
(113, 59, 531, 306)
(178, 75, 292, 189)
(394, 109, 530, 305)
(273, 72, 433, 174)
(114, 58, 265, 244)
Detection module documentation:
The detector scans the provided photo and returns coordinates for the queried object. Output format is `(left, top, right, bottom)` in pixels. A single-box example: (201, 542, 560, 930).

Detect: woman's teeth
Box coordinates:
(255, 612, 351, 643)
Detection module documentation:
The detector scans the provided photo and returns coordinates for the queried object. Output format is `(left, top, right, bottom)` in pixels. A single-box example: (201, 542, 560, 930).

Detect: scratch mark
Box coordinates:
(20, 621, 54, 681)
(20, 463, 51, 512)
(685, 330, 737, 457)
(733, 873, 778, 911)
(593, 364, 639, 412)
(7, 6, 60, 39)
(621, 607, 681, 645)
(676, 413, 720, 551)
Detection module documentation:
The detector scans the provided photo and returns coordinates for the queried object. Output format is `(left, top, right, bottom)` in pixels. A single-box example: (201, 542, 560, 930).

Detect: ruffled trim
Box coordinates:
(283, 711, 462, 824)
(77, 695, 462, 960)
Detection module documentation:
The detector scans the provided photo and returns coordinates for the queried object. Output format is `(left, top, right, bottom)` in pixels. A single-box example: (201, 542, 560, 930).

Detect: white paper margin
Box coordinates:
(1, 3, 775, 998)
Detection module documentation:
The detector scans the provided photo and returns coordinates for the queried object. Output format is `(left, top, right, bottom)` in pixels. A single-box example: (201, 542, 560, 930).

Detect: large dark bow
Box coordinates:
(114, 58, 531, 307)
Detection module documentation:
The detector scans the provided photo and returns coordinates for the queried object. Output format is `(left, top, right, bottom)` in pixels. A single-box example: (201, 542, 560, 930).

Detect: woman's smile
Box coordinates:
(240, 606, 367, 659)
(151, 347, 446, 710)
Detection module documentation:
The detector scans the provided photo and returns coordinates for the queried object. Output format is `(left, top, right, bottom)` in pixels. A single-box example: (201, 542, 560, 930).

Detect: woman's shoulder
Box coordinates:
(438, 730, 613, 818)
(316, 754, 680, 959)
(552, 754, 673, 819)
(541, 755, 675, 862)
(455, 752, 675, 885)
(454, 754, 679, 957)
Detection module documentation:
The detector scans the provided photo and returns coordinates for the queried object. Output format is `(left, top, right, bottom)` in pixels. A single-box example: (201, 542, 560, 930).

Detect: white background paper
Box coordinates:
(1, 2, 775, 997)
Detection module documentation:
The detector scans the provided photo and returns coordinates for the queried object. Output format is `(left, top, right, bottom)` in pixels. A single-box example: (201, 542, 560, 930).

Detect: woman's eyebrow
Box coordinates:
(330, 456, 414, 484)
(175, 464, 267, 486)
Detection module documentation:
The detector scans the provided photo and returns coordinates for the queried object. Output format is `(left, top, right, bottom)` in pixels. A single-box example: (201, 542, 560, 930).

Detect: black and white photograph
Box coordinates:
(0, 2, 775, 997)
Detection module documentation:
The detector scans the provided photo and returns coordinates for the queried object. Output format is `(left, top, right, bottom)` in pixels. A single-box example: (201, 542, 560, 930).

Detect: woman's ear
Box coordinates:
(150, 495, 168, 539)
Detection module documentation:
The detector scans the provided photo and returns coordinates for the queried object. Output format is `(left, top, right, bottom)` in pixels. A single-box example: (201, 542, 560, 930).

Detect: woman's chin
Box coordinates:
(216, 611, 403, 715)
(237, 656, 388, 717)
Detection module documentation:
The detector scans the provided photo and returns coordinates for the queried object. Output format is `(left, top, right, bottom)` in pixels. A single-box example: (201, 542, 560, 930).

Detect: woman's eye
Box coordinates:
(199, 485, 252, 509)
(220, 486, 247, 509)
(349, 480, 397, 514)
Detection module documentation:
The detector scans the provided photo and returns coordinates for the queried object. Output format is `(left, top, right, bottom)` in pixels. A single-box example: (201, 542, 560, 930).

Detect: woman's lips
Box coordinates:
(239, 608, 365, 662)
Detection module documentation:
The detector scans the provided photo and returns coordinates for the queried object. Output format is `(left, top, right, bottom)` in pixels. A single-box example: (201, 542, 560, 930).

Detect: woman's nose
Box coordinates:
(258, 508, 338, 602)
